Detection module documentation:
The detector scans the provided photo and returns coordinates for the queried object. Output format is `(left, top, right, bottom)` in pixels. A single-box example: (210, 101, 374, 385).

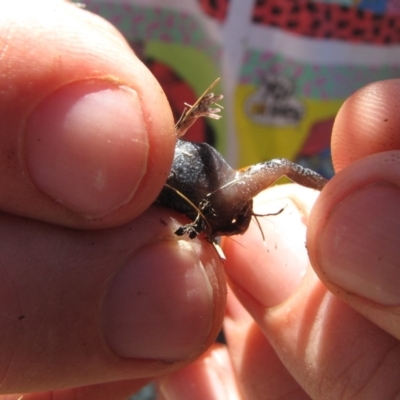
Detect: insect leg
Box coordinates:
(233, 159, 328, 201)
(175, 78, 223, 138)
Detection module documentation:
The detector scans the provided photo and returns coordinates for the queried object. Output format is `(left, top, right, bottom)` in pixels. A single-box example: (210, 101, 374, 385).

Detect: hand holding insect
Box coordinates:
(1, 1, 400, 399)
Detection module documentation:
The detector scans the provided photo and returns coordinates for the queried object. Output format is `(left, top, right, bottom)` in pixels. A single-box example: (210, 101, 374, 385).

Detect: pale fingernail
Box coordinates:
(318, 182, 400, 306)
(225, 200, 309, 308)
(24, 80, 149, 217)
(102, 241, 214, 361)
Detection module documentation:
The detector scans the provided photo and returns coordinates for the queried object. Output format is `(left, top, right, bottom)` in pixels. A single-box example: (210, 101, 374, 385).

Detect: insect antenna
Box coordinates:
(206, 170, 254, 199)
(163, 183, 212, 233)
(205, 176, 241, 199)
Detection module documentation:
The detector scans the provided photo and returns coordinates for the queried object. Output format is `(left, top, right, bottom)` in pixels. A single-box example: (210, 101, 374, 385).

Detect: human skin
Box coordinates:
(159, 81, 400, 399)
(3, 1, 400, 400)
(0, 1, 226, 398)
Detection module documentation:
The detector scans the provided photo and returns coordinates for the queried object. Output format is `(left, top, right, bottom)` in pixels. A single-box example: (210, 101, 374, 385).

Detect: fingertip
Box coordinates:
(102, 241, 215, 361)
(100, 215, 227, 362)
(0, 0, 176, 227)
(332, 79, 400, 171)
(223, 185, 319, 309)
(308, 151, 400, 307)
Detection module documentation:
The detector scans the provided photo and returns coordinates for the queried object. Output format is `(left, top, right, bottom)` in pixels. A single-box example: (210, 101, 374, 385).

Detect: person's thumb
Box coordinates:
(0, 0, 175, 229)
(308, 151, 400, 340)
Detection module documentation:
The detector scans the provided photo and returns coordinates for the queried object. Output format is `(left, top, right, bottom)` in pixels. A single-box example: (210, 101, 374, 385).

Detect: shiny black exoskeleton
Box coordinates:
(155, 140, 254, 240)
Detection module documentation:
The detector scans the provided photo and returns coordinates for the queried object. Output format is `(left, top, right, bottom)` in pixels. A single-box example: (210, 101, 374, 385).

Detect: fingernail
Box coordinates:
(318, 182, 400, 306)
(24, 80, 149, 216)
(226, 200, 309, 308)
(102, 241, 214, 361)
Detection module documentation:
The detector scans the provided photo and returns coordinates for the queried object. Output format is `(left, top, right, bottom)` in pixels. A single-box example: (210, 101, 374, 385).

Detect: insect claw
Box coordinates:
(174, 226, 185, 237)
(188, 230, 198, 239)
(174, 224, 199, 239)
(204, 109, 222, 120)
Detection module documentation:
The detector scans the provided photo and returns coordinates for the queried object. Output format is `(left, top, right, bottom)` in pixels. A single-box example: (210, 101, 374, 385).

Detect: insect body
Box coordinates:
(155, 79, 327, 242)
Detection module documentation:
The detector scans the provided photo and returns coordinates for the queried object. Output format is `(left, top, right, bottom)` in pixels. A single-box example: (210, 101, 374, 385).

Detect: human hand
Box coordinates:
(0, 1, 225, 398)
(157, 80, 400, 399)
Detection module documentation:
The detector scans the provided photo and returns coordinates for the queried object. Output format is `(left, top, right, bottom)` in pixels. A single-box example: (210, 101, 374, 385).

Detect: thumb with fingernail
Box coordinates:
(308, 151, 400, 339)
(308, 79, 400, 340)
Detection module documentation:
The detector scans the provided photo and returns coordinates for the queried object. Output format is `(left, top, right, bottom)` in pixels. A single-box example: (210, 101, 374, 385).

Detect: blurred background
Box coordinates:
(82, 0, 400, 181)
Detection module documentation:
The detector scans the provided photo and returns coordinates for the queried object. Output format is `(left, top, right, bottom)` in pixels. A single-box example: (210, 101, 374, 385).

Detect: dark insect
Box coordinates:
(155, 79, 327, 242)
